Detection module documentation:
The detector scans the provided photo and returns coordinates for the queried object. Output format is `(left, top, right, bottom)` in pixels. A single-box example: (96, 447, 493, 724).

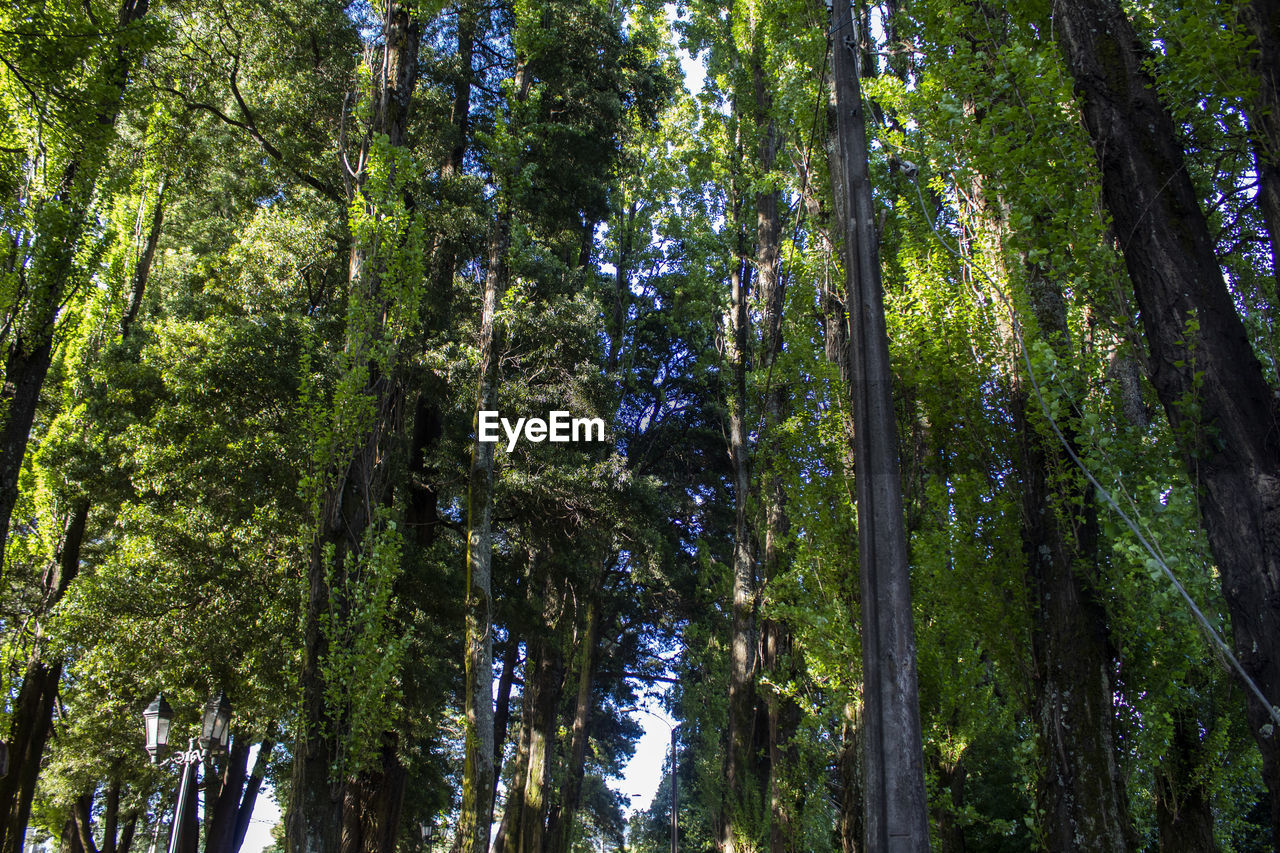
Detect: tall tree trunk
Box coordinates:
(829, 1, 930, 848)
(289, 5, 420, 853)
(964, 166, 1133, 845)
(721, 168, 758, 853)
(546, 584, 603, 853)
(232, 739, 275, 853)
(491, 692, 531, 853)
(0, 499, 89, 853)
(515, 581, 564, 853)
(751, 52, 799, 853)
(1055, 1, 1280, 844)
(460, 211, 509, 853)
(1013, 271, 1132, 851)
(120, 178, 166, 338)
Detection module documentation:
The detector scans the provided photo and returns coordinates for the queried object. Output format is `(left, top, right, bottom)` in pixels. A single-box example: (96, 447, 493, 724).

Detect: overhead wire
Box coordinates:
(907, 176, 1280, 730)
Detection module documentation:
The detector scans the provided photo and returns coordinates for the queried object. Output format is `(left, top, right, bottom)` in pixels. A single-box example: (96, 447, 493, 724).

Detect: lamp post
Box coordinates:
(625, 706, 679, 853)
(142, 692, 232, 853)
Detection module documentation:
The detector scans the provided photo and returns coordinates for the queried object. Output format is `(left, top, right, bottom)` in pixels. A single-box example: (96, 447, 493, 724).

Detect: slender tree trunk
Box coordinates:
(722, 183, 758, 853)
(750, 52, 800, 853)
(489, 635, 520, 822)
(460, 211, 509, 853)
(117, 813, 138, 853)
(232, 739, 274, 853)
(829, 1, 930, 847)
(121, 178, 166, 338)
(1056, 1, 1280, 844)
(834, 705, 862, 853)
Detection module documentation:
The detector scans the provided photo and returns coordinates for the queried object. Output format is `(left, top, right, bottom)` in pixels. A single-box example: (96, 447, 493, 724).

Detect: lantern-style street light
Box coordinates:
(142, 691, 232, 853)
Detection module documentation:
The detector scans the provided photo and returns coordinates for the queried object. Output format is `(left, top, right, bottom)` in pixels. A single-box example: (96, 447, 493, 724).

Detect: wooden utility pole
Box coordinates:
(828, 2, 930, 849)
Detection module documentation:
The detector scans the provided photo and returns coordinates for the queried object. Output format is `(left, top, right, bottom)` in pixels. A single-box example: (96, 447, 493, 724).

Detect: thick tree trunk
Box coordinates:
(829, 1, 930, 847)
(207, 739, 252, 853)
(491, 697, 530, 853)
(516, 593, 563, 853)
(1154, 709, 1218, 853)
(546, 587, 602, 853)
(0, 499, 89, 853)
(1055, 1, 1280, 844)
(967, 180, 1133, 847)
(289, 6, 420, 853)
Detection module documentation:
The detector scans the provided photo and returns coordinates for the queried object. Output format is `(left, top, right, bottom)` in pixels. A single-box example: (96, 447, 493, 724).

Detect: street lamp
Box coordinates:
(624, 706, 680, 853)
(142, 692, 232, 853)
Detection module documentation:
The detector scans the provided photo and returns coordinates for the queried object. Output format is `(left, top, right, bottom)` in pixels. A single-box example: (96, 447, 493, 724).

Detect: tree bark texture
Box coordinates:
(721, 188, 759, 853)
(1055, 0, 1280, 844)
(829, 2, 930, 848)
(964, 172, 1134, 848)
(545, 581, 603, 853)
(461, 212, 508, 853)
(752, 54, 799, 853)
(1154, 708, 1218, 853)
(289, 5, 420, 853)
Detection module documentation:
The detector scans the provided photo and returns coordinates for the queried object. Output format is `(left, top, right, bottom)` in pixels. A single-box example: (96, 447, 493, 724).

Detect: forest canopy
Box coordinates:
(2, 0, 1280, 851)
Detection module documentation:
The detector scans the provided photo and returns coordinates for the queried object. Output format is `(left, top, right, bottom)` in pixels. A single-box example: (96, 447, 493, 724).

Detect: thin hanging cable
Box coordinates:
(910, 178, 1280, 730)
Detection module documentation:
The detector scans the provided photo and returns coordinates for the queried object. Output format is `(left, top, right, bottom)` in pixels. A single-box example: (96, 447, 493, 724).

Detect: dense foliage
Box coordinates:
(2, 0, 1278, 851)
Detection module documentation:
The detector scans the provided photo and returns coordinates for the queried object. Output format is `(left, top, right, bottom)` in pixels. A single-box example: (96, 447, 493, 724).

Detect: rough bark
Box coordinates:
(835, 707, 862, 853)
(515, 582, 564, 853)
(460, 211, 508, 853)
(829, 0, 930, 847)
(289, 5, 420, 853)
(491, 695, 531, 853)
(1154, 709, 1218, 853)
(965, 176, 1133, 847)
(546, 586, 602, 853)
(721, 171, 758, 853)
(1055, 1, 1280, 844)
(752, 52, 799, 853)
